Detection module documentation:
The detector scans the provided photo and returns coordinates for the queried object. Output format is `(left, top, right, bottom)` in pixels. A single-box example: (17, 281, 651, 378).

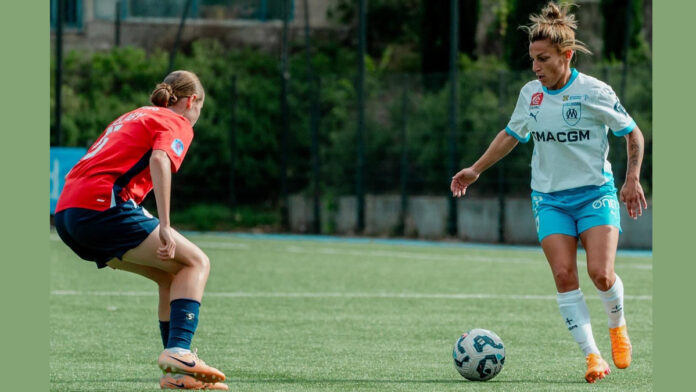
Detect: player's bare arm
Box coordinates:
(451, 130, 518, 197)
(150, 149, 176, 260)
(620, 127, 648, 220)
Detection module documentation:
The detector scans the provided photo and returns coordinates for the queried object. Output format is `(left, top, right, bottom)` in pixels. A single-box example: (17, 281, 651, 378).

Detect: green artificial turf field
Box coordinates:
(50, 232, 652, 391)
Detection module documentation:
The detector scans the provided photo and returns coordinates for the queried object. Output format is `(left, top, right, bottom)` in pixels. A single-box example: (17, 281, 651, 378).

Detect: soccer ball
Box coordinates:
(453, 328, 505, 381)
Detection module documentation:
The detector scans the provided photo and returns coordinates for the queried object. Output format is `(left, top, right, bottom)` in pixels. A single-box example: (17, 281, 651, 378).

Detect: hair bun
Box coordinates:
(158, 83, 173, 95)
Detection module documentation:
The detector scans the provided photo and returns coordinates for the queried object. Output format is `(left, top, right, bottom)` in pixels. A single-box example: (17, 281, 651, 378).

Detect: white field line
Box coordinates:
(49, 234, 651, 270)
(282, 245, 652, 270)
(50, 290, 652, 301)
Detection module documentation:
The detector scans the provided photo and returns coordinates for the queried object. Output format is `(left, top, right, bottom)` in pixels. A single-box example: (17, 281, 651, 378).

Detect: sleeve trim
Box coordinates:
(612, 120, 636, 136)
(505, 126, 530, 143)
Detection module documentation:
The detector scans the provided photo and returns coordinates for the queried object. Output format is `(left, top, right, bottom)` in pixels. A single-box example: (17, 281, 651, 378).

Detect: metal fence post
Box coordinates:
(356, 0, 366, 233)
(399, 80, 409, 236)
(115, 0, 122, 47)
(447, 0, 459, 237)
(229, 75, 237, 208)
(168, 0, 193, 74)
(497, 70, 506, 243)
(303, 0, 321, 234)
(280, 0, 290, 230)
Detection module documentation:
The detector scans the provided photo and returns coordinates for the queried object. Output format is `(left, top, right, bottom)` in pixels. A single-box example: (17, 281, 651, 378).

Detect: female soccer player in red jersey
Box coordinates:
(450, 2, 647, 384)
(55, 70, 228, 390)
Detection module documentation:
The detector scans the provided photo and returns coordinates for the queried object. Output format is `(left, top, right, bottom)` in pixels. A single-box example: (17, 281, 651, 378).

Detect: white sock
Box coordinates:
(597, 274, 626, 328)
(557, 289, 600, 356)
(165, 347, 191, 355)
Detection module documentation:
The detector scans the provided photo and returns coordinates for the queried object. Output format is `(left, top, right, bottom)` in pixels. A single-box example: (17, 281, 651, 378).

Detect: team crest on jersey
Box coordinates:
(171, 139, 185, 156)
(530, 92, 544, 107)
(562, 102, 582, 126)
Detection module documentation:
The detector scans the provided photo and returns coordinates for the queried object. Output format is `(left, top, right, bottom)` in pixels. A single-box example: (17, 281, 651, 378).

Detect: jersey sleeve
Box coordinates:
(150, 114, 194, 173)
(591, 85, 636, 136)
(505, 90, 532, 143)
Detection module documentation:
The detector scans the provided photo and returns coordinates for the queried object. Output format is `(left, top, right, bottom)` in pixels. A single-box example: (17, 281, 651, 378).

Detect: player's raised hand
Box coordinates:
(451, 167, 480, 197)
(157, 226, 177, 260)
(619, 178, 648, 220)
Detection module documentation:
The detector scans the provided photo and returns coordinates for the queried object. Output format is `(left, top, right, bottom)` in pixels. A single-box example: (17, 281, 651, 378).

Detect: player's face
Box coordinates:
(529, 39, 571, 90)
(184, 95, 205, 126)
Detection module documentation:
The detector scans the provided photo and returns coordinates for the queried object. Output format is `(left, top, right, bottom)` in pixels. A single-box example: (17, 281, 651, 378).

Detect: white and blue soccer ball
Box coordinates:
(453, 328, 505, 381)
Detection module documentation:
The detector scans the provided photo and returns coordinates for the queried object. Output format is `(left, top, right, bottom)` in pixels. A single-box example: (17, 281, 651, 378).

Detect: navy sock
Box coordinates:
(159, 320, 170, 349)
(167, 298, 200, 350)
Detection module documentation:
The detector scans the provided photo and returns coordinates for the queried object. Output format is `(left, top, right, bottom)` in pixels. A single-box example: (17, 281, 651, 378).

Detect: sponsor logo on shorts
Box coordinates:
(592, 196, 619, 217)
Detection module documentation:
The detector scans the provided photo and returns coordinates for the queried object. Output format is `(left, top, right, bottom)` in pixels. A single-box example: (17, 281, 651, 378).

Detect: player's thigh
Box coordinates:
(107, 258, 175, 286)
(119, 225, 208, 273)
(541, 234, 580, 290)
(541, 234, 579, 272)
(579, 225, 619, 274)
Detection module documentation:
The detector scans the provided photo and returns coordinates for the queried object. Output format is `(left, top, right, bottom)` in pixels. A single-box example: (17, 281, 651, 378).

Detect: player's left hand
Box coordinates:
(620, 178, 648, 220)
(157, 225, 177, 260)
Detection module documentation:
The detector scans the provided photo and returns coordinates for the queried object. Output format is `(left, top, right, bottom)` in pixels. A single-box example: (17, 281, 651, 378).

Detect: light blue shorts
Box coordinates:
(531, 182, 622, 243)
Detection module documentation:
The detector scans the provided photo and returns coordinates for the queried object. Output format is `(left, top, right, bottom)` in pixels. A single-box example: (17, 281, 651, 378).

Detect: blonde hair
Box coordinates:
(520, 2, 591, 55)
(150, 70, 205, 108)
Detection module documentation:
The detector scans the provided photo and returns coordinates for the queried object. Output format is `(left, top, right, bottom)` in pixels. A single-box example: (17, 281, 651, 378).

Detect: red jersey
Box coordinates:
(56, 106, 194, 212)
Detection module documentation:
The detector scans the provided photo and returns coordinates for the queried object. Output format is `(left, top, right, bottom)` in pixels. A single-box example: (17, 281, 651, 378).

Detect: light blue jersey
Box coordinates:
(505, 68, 635, 193)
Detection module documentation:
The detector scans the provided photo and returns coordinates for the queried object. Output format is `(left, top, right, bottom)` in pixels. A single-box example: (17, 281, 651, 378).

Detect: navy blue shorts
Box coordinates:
(54, 201, 159, 269)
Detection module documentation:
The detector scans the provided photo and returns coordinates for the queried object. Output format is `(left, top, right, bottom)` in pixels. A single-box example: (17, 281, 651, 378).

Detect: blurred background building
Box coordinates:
(50, 0, 652, 248)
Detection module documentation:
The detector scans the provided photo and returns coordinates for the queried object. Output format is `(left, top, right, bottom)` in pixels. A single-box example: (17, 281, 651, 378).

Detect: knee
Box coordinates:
(588, 267, 614, 291)
(553, 268, 578, 291)
(187, 250, 210, 274)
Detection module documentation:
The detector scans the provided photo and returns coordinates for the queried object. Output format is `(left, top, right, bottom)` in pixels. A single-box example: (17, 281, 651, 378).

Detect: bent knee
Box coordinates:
(180, 249, 210, 272)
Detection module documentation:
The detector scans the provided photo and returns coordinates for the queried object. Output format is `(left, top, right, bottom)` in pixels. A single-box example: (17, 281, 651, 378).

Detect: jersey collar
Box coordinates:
(542, 68, 578, 95)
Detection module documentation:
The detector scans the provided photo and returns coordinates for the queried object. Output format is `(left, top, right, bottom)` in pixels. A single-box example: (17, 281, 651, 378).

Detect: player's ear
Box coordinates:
(565, 50, 573, 60)
(186, 95, 197, 109)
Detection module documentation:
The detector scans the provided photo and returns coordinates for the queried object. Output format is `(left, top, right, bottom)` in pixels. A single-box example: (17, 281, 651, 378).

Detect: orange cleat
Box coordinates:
(158, 349, 226, 383)
(585, 353, 611, 383)
(609, 324, 632, 369)
(160, 373, 229, 390)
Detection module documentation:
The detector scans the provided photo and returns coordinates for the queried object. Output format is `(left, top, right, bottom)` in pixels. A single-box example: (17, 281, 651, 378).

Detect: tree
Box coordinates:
(600, 0, 645, 62)
(421, 0, 480, 89)
(504, 0, 548, 70)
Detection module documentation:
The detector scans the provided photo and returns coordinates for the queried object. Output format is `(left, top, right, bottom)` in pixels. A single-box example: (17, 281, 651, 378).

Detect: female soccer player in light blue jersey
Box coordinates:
(450, 2, 647, 383)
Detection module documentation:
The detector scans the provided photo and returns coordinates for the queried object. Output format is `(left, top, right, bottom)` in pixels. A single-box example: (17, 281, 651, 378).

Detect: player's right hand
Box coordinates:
(158, 226, 176, 260)
(451, 167, 480, 197)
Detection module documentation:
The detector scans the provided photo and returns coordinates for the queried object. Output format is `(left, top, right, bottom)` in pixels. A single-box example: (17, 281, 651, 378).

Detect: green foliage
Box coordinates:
(51, 38, 652, 225)
(601, 0, 649, 63)
(170, 203, 279, 231)
(504, 0, 548, 70)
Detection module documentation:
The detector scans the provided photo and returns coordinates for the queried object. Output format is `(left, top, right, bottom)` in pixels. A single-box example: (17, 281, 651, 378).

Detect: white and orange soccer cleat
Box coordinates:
(158, 349, 226, 383)
(584, 353, 611, 383)
(609, 324, 632, 369)
(160, 373, 229, 390)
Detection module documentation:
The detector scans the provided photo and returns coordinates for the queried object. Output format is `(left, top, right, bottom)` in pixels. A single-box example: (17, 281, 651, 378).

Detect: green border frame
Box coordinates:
(1, 1, 48, 390)
(653, 0, 692, 390)
(0, 1, 677, 390)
